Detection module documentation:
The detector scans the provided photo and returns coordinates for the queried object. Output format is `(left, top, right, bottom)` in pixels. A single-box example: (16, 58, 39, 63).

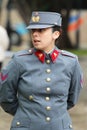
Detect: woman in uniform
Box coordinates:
(0, 11, 83, 130)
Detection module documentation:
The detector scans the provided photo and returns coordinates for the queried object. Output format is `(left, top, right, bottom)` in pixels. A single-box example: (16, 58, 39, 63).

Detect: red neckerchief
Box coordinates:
(35, 49, 59, 63)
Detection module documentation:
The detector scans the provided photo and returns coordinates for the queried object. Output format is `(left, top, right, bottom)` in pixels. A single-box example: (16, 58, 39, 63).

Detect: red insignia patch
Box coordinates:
(35, 49, 60, 63)
(35, 51, 45, 63)
(50, 49, 59, 62)
(0, 72, 8, 81)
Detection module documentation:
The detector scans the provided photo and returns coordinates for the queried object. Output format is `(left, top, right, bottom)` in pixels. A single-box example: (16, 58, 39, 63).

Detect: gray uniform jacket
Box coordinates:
(0, 47, 83, 130)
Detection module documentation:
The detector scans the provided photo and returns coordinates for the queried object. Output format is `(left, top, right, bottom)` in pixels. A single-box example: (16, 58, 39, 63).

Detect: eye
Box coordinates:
(38, 29, 46, 32)
(30, 29, 35, 33)
(31, 28, 46, 33)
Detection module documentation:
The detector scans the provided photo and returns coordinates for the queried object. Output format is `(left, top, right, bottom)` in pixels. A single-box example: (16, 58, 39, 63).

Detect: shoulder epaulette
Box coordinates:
(14, 48, 34, 57)
(60, 50, 77, 58)
(28, 48, 34, 54)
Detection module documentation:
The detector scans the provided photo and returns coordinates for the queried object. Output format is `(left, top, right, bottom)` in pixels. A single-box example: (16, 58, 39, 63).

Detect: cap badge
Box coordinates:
(32, 16, 40, 22)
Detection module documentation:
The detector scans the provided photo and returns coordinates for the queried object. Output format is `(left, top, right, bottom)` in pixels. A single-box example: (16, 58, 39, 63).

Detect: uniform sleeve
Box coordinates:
(67, 57, 83, 110)
(0, 56, 21, 115)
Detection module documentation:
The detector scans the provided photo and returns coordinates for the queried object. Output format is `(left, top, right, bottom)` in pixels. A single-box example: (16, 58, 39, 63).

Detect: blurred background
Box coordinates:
(0, 0, 87, 130)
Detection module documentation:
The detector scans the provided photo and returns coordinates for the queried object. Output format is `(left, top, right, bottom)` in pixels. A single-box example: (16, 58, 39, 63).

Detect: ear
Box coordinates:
(53, 31, 60, 40)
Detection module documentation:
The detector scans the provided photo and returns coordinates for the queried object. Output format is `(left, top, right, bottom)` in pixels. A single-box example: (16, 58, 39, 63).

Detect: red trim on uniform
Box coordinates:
(50, 49, 59, 62)
(0, 72, 8, 81)
(35, 51, 45, 63)
(35, 49, 59, 63)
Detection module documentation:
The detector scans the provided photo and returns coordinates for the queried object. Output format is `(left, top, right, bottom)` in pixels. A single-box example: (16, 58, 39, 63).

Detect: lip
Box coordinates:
(34, 39, 40, 42)
(33, 39, 40, 44)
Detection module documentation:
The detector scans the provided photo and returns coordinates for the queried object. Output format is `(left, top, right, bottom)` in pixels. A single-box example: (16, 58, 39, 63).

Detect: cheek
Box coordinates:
(43, 34, 52, 42)
(42, 37, 51, 46)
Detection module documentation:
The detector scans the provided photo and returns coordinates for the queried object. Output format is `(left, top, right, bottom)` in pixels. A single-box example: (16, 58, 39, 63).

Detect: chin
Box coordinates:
(34, 46, 43, 50)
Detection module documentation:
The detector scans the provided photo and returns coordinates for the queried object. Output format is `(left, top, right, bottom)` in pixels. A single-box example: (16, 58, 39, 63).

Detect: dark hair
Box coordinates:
(52, 25, 62, 33)
(52, 26, 62, 45)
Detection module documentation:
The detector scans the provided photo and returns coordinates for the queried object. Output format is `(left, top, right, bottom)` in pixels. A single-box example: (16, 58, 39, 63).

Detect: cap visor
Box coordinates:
(26, 24, 54, 29)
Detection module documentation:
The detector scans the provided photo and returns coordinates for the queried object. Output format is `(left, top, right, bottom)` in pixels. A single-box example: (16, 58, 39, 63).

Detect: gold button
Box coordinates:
(46, 117, 51, 121)
(45, 97, 50, 101)
(46, 87, 51, 92)
(69, 124, 72, 128)
(46, 69, 51, 73)
(29, 95, 33, 100)
(16, 121, 20, 125)
(46, 78, 51, 82)
(46, 106, 51, 110)
(46, 60, 50, 64)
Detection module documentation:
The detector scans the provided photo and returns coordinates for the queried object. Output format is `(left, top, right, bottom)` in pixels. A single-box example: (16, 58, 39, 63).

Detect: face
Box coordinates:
(30, 27, 60, 53)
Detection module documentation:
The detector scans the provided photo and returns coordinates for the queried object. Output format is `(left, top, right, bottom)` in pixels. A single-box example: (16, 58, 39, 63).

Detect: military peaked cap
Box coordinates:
(27, 11, 62, 29)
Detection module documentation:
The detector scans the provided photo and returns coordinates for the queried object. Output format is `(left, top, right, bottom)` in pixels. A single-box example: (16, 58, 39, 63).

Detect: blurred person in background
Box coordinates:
(0, 11, 83, 130)
(0, 26, 9, 71)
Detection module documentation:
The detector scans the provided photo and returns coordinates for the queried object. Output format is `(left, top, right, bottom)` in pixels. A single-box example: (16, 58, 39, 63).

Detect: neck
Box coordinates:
(44, 46, 56, 54)
(44, 48, 54, 54)
(34, 45, 56, 54)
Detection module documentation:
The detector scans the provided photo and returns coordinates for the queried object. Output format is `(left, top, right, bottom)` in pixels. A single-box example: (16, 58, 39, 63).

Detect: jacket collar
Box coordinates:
(34, 48, 60, 63)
